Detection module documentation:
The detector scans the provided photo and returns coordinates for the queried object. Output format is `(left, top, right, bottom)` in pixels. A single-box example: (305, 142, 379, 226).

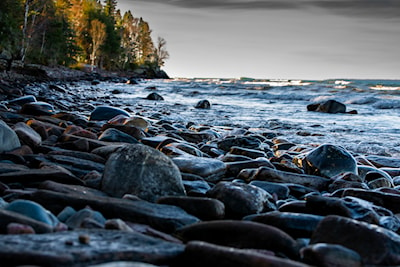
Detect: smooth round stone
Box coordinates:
(207, 181, 276, 218)
(0, 120, 21, 153)
(5, 200, 59, 227)
(20, 101, 56, 116)
(123, 116, 151, 130)
(98, 128, 138, 143)
(8, 95, 37, 106)
(249, 181, 290, 200)
(146, 92, 164, 100)
(89, 106, 130, 121)
(12, 122, 42, 148)
(65, 208, 106, 229)
(217, 136, 262, 152)
(303, 144, 357, 178)
(101, 144, 186, 202)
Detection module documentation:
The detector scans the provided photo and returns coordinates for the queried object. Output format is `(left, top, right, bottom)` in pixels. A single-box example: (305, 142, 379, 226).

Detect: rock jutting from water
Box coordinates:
(1, 76, 400, 266)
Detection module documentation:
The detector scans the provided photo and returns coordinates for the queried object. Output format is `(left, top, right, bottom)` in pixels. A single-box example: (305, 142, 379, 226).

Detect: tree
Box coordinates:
(136, 18, 155, 65)
(89, 19, 107, 71)
(154, 36, 169, 67)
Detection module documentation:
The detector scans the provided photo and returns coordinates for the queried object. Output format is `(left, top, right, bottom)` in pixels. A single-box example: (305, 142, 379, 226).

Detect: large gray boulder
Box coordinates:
(0, 120, 21, 153)
(101, 144, 186, 202)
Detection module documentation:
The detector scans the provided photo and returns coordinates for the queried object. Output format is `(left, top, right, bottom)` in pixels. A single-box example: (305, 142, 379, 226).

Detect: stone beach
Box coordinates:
(1, 70, 400, 266)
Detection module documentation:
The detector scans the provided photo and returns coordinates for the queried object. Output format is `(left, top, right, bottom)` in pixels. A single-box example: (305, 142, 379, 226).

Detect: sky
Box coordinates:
(117, 0, 400, 80)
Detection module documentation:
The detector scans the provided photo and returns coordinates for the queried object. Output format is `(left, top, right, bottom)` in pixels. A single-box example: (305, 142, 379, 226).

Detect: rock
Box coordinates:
(89, 106, 130, 121)
(195, 100, 211, 109)
(245, 211, 324, 239)
(217, 136, 262, 152)
(123, 116, 151, 130)
(305, 195, 380, 224)
(98, 128, 139, 143)
(302, 144, 357, 178)
(26, 189, 200, 233)
(172, 155, 226, 182)
(5, 199, 59, 227)
(101, 124, 146, 140)
(225, 158, 274, 178)
(0, 209, 53, 234)
(310, 215, 400, 265)
(0, 229, 184, 266)
(180, 241, 308, 267)
(365, 155, 400, 168)
(8, 95, 37, 106)
(175, 220, 300, 259)
(101, 144, 186, 202)
(146, 92, 164, 100)
(65, 208, 106, 229)
(207, 182, 276, 218)
(229, 146, 267, 159)
(157, 196, 225, 220)
(301, 243, 362, 267)
(248, 166, 331, 191)
(20, 101, 56, 116)
(0, 120, 21, 153)
(0, 168, 83, 186)
(12, 122, 42, 148)
(64, 125, 98, 139)
(317, 99, 346, 113)
(249, 181, 290, 199)
(6, 222, 36, 235)
(89, 262, 160, 267)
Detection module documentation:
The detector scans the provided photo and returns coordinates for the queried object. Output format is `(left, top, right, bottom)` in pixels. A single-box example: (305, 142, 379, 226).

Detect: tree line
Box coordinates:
(0, 0, 169, 72)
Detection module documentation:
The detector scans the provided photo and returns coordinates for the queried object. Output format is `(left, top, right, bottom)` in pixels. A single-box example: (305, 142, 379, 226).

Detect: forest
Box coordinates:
(0, 0, 169, 73)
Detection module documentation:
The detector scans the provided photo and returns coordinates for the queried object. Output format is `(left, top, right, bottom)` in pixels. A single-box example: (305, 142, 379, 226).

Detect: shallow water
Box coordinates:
(93, 78, 400, 157)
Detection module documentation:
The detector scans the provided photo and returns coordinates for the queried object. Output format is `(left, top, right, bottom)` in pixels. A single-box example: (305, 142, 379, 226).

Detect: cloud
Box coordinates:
(126, 0, 400, 18)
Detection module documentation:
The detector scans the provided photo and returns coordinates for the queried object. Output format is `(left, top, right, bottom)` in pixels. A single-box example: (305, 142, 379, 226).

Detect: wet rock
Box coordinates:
(20, 101, 56, 116)
(365, 155, 400, 168)
(310, 215, 400, 265)
(101, 124, 146, 140)
(308, 99, 346, 113)
(0, 229, 184, 266)
(172, 155, 226, 182)
(65, 208, 106, 229)
(207, 182, 276, 218)
(302, 144, 357, 178)
(64, 125, 97, 139)
(195, 99, 211, 109)
(182, 177, 212, 196)
(123, 116, 151, 130)
(249, 181, 290, 199)
(26, 189, 200, 233)
(301, 243, 362, 267)
(0, 120, 21, 153)
(328, 172, 368, 192)
(229, 146, 267, 159)
(101, 144, 185, 202)
(12, 122, 42, 148)
(89, 106, 130, 121)
(89, 262, 160, 267)
(6, 222, 36, 234)
(305, 195, 380, 224)
(157, 196, 225, 220)
(217, 136, 262, 152)
(248, 166, 330, 191)
(176, 220, 299, 259)
(245, 211, 324, 239)
(39, 180, 108, 198)
(225, 158, 275, 178)
(98, 128, 139, 143)
(146, 92, 164, 101)
(5, 199, 59, 227)
(8, 95, 37, 106)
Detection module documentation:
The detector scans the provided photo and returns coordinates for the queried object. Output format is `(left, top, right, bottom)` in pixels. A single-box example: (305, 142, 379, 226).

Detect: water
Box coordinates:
(93, 78, 400, 157)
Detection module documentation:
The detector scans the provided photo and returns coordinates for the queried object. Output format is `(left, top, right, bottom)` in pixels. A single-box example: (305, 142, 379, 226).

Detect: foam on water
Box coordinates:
(95, 78, 400, 157)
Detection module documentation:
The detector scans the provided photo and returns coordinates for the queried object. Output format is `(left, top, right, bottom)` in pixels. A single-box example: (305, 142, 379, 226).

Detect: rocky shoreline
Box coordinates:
(1, 72, 400, 267)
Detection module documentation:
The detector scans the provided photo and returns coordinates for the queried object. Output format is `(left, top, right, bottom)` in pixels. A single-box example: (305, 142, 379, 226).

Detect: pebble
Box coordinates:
(0, 77, 400, 266)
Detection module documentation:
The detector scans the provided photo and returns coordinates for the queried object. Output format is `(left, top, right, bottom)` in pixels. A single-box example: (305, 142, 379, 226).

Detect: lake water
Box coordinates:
(92, 78, 400, 157)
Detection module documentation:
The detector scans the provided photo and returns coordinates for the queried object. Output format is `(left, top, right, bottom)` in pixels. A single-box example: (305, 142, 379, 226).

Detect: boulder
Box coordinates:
(146, 92, 164, 101)
(195, 100, 211, 109)
(101, 144, 186, 202)
(98, 128, 138, 143)
(12, 122, 42, 148)
(172, 155, 226, 182)
(317, 99, 346, 113)
(20, 101, 56, 116)
(0, 120, 20, 153)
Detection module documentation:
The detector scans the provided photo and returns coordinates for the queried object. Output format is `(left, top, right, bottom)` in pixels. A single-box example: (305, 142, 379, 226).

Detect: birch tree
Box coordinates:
(89, 19, 106, 71)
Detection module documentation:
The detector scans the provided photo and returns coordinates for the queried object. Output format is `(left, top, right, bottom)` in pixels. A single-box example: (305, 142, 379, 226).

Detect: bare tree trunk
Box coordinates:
(21, 0, 31, 62)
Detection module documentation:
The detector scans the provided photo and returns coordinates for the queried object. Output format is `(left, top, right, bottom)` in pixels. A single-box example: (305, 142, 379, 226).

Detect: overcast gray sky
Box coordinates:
(117, 0, 400, 79)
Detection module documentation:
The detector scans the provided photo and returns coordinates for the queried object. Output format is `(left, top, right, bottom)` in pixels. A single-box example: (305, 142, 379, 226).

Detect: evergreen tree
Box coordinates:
(136, 18, 155, 65)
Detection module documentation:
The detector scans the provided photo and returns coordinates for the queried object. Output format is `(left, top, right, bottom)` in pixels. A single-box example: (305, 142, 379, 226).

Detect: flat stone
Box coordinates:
(0, 120, 21, 153)
(26, 189, 199, 233)
(366, 155, 400, 168)
(301, 243, 362, 267)
(0, 209, 53, 234)
(172, 155, 226, 182)
(20, 101, 56, 116)
(0, 229, 184, 267)
(98, 128, 138, 143)
(101, 144, 185, 202)
(180, 241, 309, 267)
(175, 220, 300, 259)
